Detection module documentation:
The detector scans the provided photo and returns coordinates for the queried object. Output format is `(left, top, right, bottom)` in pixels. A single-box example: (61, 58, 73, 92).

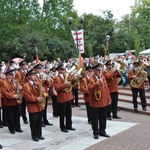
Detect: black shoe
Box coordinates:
(24, 120, 28, 124)
(33, 138, 39, 142)
(67, 127, 76, 131)
(88, 121, 92, 124)
(61, 129, 69, 133)
(16, 129, 23, 133)
(0, 144, 3, 149)
(143, 108, 147, 111)
(75, 105, 81, 107)
(3, 123, 8, 127)
(72, 105, 75, 108)
(113, 116, 121, 119)
(134, 108, 138, 112)
(42, 123, 46, 127)
(94, 134, 99, 139)
(53, 114, 58, 117)
(38, 136, 45, 140)
(107, 117, 112, 120)
(100, 133, 110, 137)
(10, 130, 15, 134)
(44, 121, 53, 126)
(0, 124, 3, 128)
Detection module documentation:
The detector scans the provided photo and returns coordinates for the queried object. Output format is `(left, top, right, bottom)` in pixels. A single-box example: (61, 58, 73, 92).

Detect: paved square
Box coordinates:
(0, 109, 137, 150)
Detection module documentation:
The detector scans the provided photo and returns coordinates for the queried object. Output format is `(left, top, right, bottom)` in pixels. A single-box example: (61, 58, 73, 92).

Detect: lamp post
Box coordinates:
(104, 35, 110, 63)
(67, 16, 84, 54)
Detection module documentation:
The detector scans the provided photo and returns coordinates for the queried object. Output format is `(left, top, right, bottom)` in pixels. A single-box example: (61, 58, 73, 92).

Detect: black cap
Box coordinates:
(50, 66, 56, 71)
(105, 60, 111, 66)
(56, 61, 63, 70)
(133, 61, 140, 65)
(26, 68, 37, 77)
(5, 67, 15, 75)
(34, 63, 42, 69)
(85, 65, 92, 71)
(92, 61, 102, 69)
(19, 60, 26, 66)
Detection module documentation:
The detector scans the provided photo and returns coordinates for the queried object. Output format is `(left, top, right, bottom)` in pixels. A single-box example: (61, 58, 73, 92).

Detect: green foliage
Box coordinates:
(0, 0, 150, 63)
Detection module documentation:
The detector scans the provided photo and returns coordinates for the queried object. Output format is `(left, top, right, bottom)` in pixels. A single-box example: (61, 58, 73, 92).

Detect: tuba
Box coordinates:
(130, 61, 148, 88)
(64, 65, 77, 93)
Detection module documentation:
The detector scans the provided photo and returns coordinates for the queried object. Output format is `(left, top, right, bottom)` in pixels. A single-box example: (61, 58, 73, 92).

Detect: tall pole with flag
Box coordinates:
(67, 16, 84, 70)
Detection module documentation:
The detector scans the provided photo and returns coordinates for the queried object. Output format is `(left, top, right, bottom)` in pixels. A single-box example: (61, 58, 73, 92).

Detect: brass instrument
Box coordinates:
(93, 76, 101, 101)
(130, 61, 148, 88)
(16, 80, 23, 104)
(38, 79, 47, 107)
(64, 65, 77, 93)
(116, 60, 126, 83)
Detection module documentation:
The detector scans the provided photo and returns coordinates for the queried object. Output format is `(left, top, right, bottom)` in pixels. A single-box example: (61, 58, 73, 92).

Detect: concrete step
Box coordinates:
(118, 101, 150, 116)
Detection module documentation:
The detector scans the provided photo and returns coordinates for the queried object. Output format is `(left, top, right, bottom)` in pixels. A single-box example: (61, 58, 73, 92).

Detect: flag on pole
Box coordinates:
(35, 47, 39, 64)
(71, 29, 84, 53)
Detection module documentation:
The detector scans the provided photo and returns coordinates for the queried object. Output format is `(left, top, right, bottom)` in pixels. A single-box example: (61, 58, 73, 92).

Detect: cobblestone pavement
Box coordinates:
(0, 104, 150, 150)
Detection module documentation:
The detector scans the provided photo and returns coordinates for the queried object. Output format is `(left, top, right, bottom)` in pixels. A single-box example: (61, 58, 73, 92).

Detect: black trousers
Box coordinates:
(2, 98, 7, 125)
(72, 89, 79, 106)
(42, 97, 49, 123)
(51, 95, 59, 116)
(58, 100, 72, 130)
(91, 106, 107, 136)
(131, 88, 147, 109)
(5, 105, 21, 132)
(0, 108, 2, 125)
(107, 92, 118, 117)
(21, 97, 28, 122)
(85, 102, 92, 122)
(29, 111, 42, 140)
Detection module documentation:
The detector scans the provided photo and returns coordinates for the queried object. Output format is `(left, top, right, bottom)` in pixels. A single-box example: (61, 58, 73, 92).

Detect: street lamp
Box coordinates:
(67, 16, 84, 53)
(104, 35, 110, 63)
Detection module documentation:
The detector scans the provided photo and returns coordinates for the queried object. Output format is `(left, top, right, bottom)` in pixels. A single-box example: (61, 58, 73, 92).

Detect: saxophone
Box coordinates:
(16, 80, 23, 104)
(38, 79, 47, 107)
(64, 65, 77, 93)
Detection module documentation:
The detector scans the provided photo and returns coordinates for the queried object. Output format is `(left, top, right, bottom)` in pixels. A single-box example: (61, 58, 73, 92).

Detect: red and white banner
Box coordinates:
(71, 29, 84, 53)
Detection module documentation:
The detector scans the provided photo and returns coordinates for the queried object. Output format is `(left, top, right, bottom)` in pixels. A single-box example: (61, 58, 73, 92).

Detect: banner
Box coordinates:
(71, 29, 84, 53)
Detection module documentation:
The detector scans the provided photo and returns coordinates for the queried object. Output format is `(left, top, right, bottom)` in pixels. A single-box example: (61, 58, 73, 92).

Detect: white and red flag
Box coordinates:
(71, 29, 84, 53)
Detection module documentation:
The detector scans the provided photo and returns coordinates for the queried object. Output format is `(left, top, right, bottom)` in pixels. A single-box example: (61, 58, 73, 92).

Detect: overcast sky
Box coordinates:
(73, 0, 135, 20)
(38, 0, 135, 20)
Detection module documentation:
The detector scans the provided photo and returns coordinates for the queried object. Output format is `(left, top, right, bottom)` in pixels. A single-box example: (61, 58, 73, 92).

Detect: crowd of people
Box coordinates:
(0, 52, 149, 148)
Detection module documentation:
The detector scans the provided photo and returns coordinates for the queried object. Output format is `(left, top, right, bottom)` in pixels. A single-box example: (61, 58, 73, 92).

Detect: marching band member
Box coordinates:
(88, 62, 111, 139)
(49, 66, 59, 117)
(0, 73, 3, 128)
(128, 61, 147, 111)
(23, 68, 45, 142)
(1, 68, 23, 134)
(80, 66, 93, 124)
(54, 62, 75, 133)
(15, 60, 28, 124)
(103, 60, 122, 120)
(34, 63, 53, 127)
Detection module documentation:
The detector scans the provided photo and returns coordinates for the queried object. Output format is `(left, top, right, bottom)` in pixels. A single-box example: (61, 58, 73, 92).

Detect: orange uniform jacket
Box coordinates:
(54, 74, 73, 103)
(15, 71, 27, 86)
(0, 78, 4, 107)
(23, 82, 44, 113)
(128, 70, 145, 89)
(103, 69, 122, 93)
(80, 77, 91, 102)
(1, 79, 19, 106)
(88, 75, 111, 108)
